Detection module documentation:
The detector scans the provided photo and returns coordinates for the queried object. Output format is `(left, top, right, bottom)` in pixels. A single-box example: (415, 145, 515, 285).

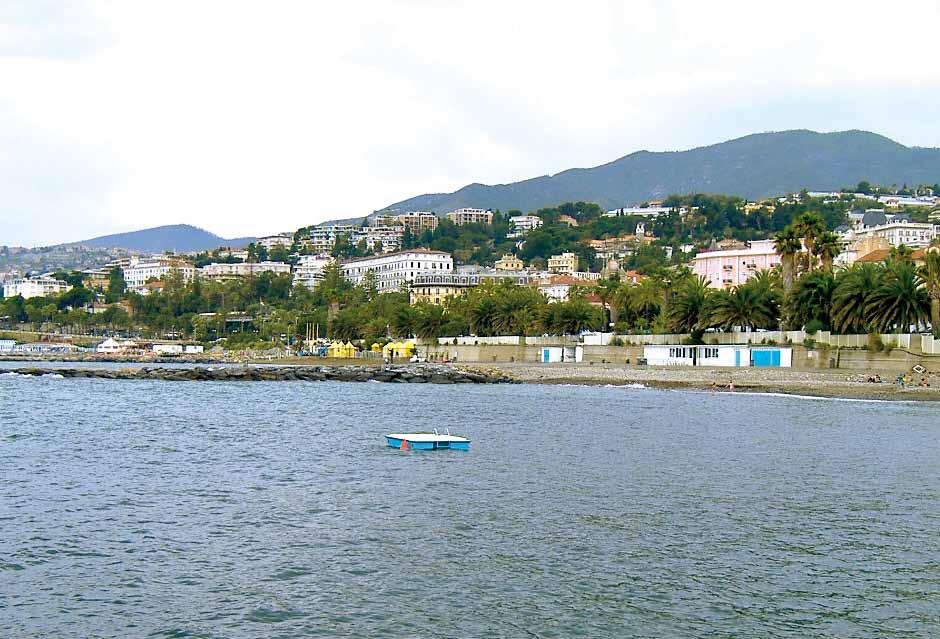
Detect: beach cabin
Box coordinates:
(643, 345, 791, 368)
(539, 345, 582, 363)
(750, 347, 792, 367)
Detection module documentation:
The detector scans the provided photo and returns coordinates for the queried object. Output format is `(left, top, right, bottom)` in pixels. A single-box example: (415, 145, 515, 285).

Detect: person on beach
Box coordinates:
(728, 379, 734, 391)
(710, 381, 717, 393)
(921, 376, 930, 388)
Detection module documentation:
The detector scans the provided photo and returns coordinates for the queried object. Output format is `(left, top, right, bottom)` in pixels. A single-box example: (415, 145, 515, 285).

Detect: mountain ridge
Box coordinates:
(68, 224, 257, 253)
(380, 130, 940, 215)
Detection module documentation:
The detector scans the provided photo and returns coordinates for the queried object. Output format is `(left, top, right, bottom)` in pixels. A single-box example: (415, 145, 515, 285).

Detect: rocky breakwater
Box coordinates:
(7, 364, 514, 384)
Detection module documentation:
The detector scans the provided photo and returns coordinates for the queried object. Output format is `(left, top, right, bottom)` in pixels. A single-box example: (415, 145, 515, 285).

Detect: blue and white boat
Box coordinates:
(386, 431, 470, 451)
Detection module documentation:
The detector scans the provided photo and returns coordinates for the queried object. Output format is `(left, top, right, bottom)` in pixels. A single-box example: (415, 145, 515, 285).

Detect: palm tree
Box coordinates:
(469, 297, 498, 336)
(593, 278, 622, 328)
(788, 270, 836, 330)
(667, 275, 710, 333)
(831, 263, 882, 334)
(919, 250, 940, 338)
(628, 277, 664, 325)
(865, 260, 929, 332)
(706, 282, 778, 331)
(814, 231, 842, 271)
(794, 212, 826, 270)
(773, 226, 802, 297)
(413, 303, 444, 339)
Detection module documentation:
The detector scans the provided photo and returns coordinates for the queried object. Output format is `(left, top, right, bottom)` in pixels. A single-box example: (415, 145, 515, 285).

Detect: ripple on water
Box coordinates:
(1, 376, 939, 637)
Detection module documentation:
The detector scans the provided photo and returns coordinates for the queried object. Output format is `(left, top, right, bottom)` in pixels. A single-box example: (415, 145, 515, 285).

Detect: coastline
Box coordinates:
(477, 362, 940, 402)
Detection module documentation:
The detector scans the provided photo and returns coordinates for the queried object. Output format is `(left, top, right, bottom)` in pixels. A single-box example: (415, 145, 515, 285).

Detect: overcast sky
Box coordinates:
(2, 1, 940, 247)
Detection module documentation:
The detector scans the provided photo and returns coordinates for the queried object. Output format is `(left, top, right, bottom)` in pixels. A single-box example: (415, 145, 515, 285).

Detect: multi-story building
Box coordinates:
(124, 256, 196, 293)
(81, 268, 112, 290)
(382, 212, 439, 236)
(548, 252, 579, 275)
(509, 215, 543, 237)
(2, 277, 71, 299)
(446, 208, 492, 226)
(200, 261, 291, 281)
(603, 206, 673, 218)
(341, 249, 453, 294)
(256, 234, 293, 251)
(494, 254, 524, 271)
(300, 225, 361, 254)
(535, 275, 595, 303)
(292, 254, 335, 289)
(691, 239, 781, 289)
(860, 221, 937, 248)
(410, 271, 533, 305)
(360, 225, 404, 253)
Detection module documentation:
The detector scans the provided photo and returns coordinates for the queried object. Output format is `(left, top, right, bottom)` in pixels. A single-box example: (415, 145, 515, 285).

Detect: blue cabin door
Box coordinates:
(734, 350, 741, 367)
(542, 348, 550, 363)
(752, 349, 780, 367)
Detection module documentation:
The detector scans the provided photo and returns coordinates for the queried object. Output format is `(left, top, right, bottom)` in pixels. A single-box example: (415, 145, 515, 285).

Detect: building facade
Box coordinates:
(446, 208, 492, 226)
(547, 252, 579, 275)
(861, 221, 937, 248)
(691, 239, 781, 289)
(509, 215, 543, 236)
(292, 254, 335, 289)
(124, 256, 196, 292)
(410, 271, 533, 305)
(199, 261, 292, 281)
(2, 277, 71, 299)
(494, 254, 524, 271)
(340, 249, 453, 294)
(256, 234, 293, 250)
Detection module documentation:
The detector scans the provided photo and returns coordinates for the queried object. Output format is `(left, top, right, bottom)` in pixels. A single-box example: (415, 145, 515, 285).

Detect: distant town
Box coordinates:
(2, 182, 940, 363)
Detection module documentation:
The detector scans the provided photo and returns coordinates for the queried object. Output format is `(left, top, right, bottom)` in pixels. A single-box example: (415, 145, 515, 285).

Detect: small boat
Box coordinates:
(386, 430, 470, 451)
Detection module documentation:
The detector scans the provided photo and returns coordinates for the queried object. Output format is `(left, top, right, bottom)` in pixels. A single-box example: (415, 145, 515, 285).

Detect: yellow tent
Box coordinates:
(328, 340, 344, 358)
(343, 341, 359, 358)
(371, 342, 382, 353)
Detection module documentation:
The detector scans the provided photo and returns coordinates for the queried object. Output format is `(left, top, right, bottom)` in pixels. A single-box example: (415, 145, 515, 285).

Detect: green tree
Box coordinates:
(106, 267, 126, 303)
(865, 260, 929, 332)
(919, 250, 940, 338)
(773, 226, 802, 296)
(667, 275, 710, 333)
(831, 263, 882, 334)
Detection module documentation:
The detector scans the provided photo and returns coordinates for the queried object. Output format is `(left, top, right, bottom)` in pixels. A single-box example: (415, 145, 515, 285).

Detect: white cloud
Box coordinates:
(1, 0, 939, 246)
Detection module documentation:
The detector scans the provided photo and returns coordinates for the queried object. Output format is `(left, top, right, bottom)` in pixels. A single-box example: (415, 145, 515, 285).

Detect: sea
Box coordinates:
(2, 365, 939, 637)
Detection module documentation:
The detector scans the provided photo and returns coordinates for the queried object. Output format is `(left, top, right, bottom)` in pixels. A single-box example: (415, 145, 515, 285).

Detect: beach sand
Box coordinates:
(479, 362, 940, 402)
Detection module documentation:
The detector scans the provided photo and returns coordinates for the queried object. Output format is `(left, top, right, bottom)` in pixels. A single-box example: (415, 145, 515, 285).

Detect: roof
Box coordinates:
(538, 275, 595, 287)
(856, 248, 926, 263)
(340, 248, 450, 265)
(862, 211, 888, 227)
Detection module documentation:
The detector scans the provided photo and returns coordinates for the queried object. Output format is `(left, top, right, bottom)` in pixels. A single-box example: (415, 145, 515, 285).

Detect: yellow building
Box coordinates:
(494, 254, 524, 271)
(548, 252, 579, 274)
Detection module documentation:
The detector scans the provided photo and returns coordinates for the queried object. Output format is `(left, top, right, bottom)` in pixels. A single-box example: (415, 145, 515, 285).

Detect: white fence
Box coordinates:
(431, 331, 940, 354)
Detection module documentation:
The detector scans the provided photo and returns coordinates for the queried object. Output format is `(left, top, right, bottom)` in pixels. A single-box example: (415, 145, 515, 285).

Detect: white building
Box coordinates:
(643, 345, 792, 367)
(536, 275, 595, 303)
(96, 337, 139, 354)
(153, 343, 184, 355)
(446, 208, 492, 226)
(691, 239, 782, 289)
(603, 206, 673, 218)
(124, 256, 196, 293)
(373, 211, 439, 236)
(200, 261, 291, 281)
(360, 225, 404, 253)
(859, 221, 937, 248)
(508, 215, 543, 237)
(293, 254, 335, 289)
(256, 234, 293, 250)
(340, 249, 453, 294)
(3, 277, 71, 299)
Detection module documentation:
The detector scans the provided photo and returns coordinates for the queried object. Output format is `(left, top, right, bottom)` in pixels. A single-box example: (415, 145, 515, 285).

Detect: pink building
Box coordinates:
(692, 239, 781, 289)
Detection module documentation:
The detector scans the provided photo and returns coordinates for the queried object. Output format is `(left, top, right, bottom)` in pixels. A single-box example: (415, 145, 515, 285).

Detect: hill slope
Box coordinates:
(72, 225, 256, 253)
(384, 130, 940, 214)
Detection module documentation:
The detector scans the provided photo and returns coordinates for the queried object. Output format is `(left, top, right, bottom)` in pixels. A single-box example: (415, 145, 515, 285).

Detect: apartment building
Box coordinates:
(124, 256, 196, 292)
(340, 249, 453, 294)
(200, 261, 291, 281)
(446, 208, 492, 226)
(691, 239, 780, 289)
